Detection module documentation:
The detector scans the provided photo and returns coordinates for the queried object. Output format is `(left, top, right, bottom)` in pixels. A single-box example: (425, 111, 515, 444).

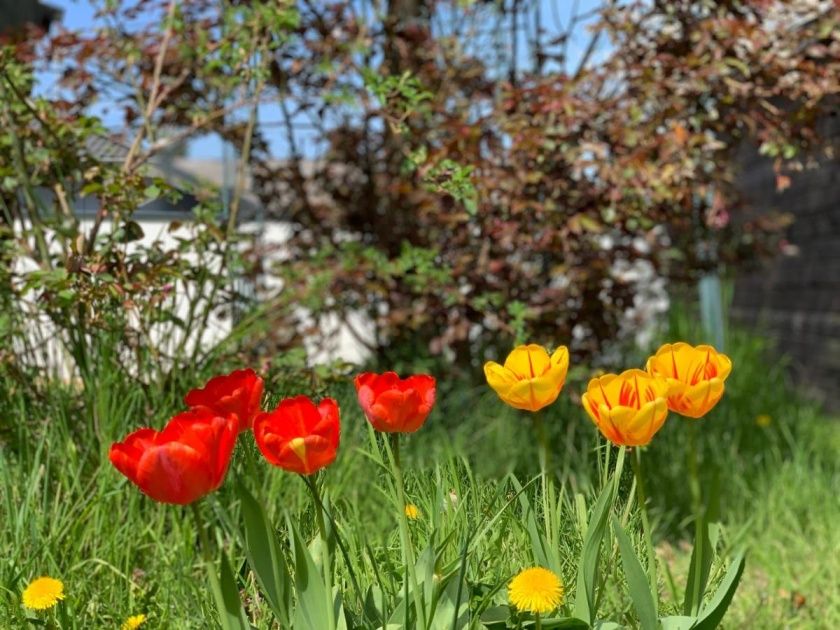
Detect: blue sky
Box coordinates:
(41, 0, 607, 159)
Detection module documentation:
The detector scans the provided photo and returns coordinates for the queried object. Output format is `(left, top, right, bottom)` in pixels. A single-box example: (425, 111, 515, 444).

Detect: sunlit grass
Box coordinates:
(1, 324, 837, 627)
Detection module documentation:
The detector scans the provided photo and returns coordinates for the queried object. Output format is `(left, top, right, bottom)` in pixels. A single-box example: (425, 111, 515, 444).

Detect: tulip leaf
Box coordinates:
(287, 513, 334, 630)
(364, 585, 387, 627)
(523, 619, 590, 629)
(573, 471, 617, 623)
(611, 517, 657, 630)
(692, 549, 746, 630)
(237, 481, 292, 627)
(683, 474, 721, 616)
(428, 573, 469, 630)
(683, 519, 712, 615)
(479, 605, 510, 628)
(211, 549, 251, 630)
(659, 616, 696, 630)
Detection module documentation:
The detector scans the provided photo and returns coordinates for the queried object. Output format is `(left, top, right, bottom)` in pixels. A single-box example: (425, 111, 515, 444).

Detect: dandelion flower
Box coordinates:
(404, 503, 421, 520)
(21, 576, 65, 611)
(508, 567, 563, 615)
(755, 414, 772, 427)
(122, 613, 147, 630)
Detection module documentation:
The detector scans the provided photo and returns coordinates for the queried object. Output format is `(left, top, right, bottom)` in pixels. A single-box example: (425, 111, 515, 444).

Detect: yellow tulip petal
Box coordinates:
(624, 398, 668, 445)
(507, 379, 542, 411)
(605, 405, 638, 445)
(581, 392, 598, 423)
(484, 361, 518, 387)
(485, 362, 518, 406)
(682, 378, 725, 418)
(504, 344, 551, 379)
(550, 346, 570, 372)
(584, 370, 671, 446)
(529, 373, 565, 409)
(583, 399, 617, 443)
(648, 342, 732, 389)
(714, 352, 733, 381)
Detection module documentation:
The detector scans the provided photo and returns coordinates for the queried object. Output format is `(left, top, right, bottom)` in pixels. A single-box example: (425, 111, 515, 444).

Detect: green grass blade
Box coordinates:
(573, 481, 614, 624)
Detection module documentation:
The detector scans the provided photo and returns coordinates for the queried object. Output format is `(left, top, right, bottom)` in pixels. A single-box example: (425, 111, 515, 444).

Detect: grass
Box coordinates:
(1, 320, 838, 628)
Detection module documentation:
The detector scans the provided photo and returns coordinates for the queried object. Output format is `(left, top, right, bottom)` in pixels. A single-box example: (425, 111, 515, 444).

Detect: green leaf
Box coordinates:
(238, 482, 292, 626)
(524, 618, 590, 629)
(573, 481, 614, 624)
(115, 220, 145, 243)
(612, 517, 657, 630)
(479, 605, 510, 628)
(287, 513, 334, 630)
(364, 586, 387, 627)
(210, 550, 251, 630)
(692, 550, 746, 630)
(428, 574, 469, 630)
(683, 473, 720, 616)
(659, 616, 695, 630)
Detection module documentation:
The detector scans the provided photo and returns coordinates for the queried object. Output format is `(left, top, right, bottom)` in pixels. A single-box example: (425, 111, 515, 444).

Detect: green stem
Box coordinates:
(687, 422, 704, 615)
(630, 448, 658, 608)
(603, 440, 612, 490)
(532, 411, 550, 474)
(389, 433, 427, 629)
(535, 612, 543, 630)
(532, 411, 557, 561)
(190, 503, 225, 608)
(613, 445, 627, 496)
(241, 432, 261, 480)
(303, 474, 336, 629)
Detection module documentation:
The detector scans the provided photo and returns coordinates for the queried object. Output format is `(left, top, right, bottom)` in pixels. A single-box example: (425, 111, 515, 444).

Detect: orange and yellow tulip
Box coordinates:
(484, 344, 569, 412)
(581, 369, 670, 447)
(645, 342, 732, 418)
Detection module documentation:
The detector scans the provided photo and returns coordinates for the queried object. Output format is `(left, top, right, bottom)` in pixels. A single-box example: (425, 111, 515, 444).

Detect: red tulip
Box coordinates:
(253, 396, 340, 475)
(355, 372, 436, 433)
(109, 408, 238, 505)
(184, 368, 264, 432)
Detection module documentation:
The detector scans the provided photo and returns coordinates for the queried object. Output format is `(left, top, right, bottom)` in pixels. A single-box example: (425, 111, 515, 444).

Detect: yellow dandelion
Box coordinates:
(755, 414, 772, 427)
(508, 567, 563, 615)
(122, 613, 147, 630)
(21, 576, 65, 611)
(404, 503, 421, 520)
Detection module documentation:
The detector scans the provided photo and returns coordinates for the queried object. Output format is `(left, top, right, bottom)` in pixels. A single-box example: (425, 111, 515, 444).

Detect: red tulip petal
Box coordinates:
(135, 442, 213, 504)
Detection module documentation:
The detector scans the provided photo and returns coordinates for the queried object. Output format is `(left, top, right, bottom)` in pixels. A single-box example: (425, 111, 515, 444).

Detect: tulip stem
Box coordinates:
(389, 433, 427, 630)
(189, 502, 227, 621)
(532, 411, 553, 547)
(190, 502, 214, 564)
(630, 448, 658, 608)
(303, 474, 336, 629)
(687, 422, 704, 615)
(531, 411, 550, 473)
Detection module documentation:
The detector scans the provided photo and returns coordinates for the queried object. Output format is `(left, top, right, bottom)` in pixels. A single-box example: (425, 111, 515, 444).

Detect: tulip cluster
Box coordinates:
(485, 341, 732, 446)
(110, 342, 729, 502)
(105, 340, 732, 628)
(109, 368, 436, 505)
